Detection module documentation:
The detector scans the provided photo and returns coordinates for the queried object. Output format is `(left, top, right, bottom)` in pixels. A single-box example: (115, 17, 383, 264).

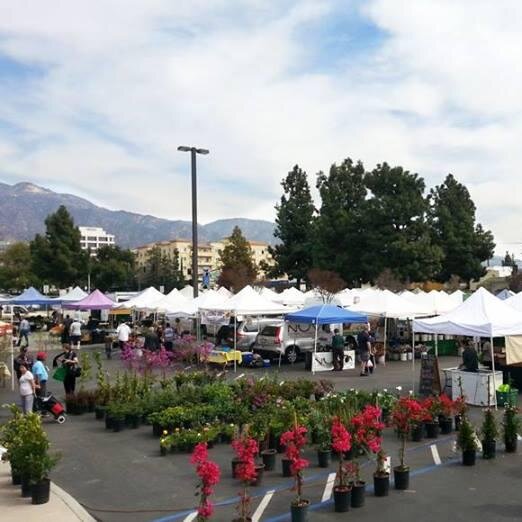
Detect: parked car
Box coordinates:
(252, 321, 317, 363)
(235, 318, 280, 351)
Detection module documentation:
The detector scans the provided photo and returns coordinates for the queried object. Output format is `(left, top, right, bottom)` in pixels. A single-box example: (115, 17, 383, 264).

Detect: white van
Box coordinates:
(252, 321, 317, 363)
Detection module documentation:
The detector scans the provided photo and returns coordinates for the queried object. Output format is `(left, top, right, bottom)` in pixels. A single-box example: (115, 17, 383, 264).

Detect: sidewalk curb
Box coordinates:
(51, 482, 97, 522)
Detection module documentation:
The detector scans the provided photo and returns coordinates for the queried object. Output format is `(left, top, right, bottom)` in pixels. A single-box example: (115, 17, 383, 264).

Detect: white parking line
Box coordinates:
(252, 490, 275, 522)
(183, 512, 198, 522)
(430, 444, 441, 465)
(234, 373, 245, 380)
(321, 472, 337, 502)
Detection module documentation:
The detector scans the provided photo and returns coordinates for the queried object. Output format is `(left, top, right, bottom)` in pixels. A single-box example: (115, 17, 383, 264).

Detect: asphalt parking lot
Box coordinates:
(1, 346, 521, 522)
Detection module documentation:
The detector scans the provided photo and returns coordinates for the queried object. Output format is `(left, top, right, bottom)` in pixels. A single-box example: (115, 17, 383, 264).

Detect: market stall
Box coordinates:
(413, 287, 522, 406)
(284, 304, 368, 374)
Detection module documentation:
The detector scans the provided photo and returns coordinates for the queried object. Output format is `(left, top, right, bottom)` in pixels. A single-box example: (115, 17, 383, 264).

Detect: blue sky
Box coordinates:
(0, 0, 520, 255)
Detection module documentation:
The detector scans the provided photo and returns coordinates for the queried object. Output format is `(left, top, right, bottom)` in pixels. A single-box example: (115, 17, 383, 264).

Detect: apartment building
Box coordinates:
(79, 226, 115, 253)
(132, 237, 274, 281)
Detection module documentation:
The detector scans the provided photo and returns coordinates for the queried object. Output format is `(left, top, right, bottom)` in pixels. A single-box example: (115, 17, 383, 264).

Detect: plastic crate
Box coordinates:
(496, 389, 518, 407)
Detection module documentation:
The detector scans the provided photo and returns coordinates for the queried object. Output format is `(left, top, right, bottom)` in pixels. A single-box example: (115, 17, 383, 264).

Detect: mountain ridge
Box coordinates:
(0, 181, 276, 248)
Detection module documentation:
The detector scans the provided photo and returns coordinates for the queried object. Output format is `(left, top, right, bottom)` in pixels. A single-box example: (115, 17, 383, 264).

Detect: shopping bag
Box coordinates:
(52, 366, 67, 382)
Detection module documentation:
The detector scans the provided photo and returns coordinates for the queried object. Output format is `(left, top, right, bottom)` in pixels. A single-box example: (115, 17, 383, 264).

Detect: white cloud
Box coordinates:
(0, 0, 520, 252)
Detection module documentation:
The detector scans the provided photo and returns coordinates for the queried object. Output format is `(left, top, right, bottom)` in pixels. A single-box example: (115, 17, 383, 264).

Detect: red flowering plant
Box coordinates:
(391, 397, 425, 470)
(438, 394, 454, 420)
(453, 395, 467, 417)
(231, 434, 259, 522)
(331, 416, 352, 490)
(349, 405, 385, 483)
(280, 417, 309, 507)
(191, 442, 221, 521)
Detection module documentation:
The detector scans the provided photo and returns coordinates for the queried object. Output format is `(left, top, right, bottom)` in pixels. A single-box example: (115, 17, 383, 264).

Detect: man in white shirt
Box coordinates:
(116, 322, 132, 350)
(69, 319, 82, 350)
(17, 317, 31, 347)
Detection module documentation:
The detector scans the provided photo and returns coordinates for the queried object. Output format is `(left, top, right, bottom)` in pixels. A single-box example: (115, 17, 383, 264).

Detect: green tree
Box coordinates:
(30, 206, 87, 287)
(0, 242, 39, 291)
(364, 162, 443, 282)
(91, 246, 136, 291)
(140, 246, 184, 292)
(217, 226, 258, 291)
(429, 174, 495, 284)
(269, 165, 315, 287)
(313, 158, 367, 286)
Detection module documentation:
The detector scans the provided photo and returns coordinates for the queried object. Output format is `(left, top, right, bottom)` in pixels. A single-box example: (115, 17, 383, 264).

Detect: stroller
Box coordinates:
(35, 393, 66, 424)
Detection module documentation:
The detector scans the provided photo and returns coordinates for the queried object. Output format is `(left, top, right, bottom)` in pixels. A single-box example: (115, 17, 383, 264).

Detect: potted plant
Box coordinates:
(313, 380, 334, 401)
(349, 405, 384, 508)
(280, 419, 310, 522)
(0, 404, 25, 485)
(453, 396, 467, 431)
(331, 416, 352, 512)
(457, 416, 479, 465)
(315, 418, 332, 468)
(232, 434, 259, 521)
(191, 442, 221, 521)
(502, 405, 520, 453)
(422, 397, 440, 439)
(480, 408, 498, 459)
(437, 395, 454, 434)
(391, 397, 424, 490)
(373, 450, 390, 497)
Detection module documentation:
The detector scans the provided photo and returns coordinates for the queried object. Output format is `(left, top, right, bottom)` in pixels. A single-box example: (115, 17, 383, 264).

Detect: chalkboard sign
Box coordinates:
(419, 355, 442, 396)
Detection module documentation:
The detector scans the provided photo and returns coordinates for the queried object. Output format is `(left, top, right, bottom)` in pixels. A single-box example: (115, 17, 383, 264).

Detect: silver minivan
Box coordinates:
(252, 321, 317, 363)
(235, 318, 279, 350)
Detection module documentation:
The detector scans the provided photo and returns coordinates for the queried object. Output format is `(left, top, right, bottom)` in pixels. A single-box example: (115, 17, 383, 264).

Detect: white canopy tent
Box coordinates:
(413, 287, 522, 404)
(180, 285, 195, 299)
(402, 289, 460, 316)
(259, 287, 280, 302)
(200, 285, 288, 371)
(116, 286, 165, 310)
(505, 292, 522, 312)
(216, 286, 233, 298)
(54, 286, 88, 304)
(347, 289, 431, 359)
(274, 287, 306, 306)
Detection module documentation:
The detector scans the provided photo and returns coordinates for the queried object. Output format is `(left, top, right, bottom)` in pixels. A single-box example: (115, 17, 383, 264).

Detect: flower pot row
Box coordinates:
(11, 470, 51, 505)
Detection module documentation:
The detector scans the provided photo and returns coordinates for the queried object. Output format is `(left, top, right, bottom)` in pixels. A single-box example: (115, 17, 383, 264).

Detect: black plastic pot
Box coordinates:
(94, 406, 106, 420)
(343, 448, 354, 461)
(112, 418, 123, 432)
(31, 478, 50, 505)
(160, 445, 168, 456)
(261, 449, 277, 471)
(505, 438, 518, 453)
(454, 415, 462, 431)
(282, 458, 292, 477)
(462, 449, 476, 466)
(290, 499, 310, 522)
(105, 415, 114, 430)
(250, 464, 265, 487)
(11, 469, 21, 486)
(439, 417, 453, 434)
(425, 422, 439, 439)
(21, 476, 32, 497)
(373, 473, 390, 497)
(393, 466, 410, 490)
(411, 424, 424, 442)
(317, 449, 331, 468)
(350, 481, 366, 508)
(482, 439, 496, 459)
(152, 423, 162, 437)
(333, 486, 351, 512)
(231, 458, 244, 479)
(126, 414, 140, 429)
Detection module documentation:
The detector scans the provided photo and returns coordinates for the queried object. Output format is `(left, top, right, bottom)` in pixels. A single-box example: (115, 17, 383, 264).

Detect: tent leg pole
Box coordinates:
(10, 313, 14, 391)
(312, 322, 318, 375)
(412, 328, 416, 395)
(490, 335, 497, 410)
(383, 316, 387, 366)
(435, 334, 438, 358)
(234, 315, 237, 373)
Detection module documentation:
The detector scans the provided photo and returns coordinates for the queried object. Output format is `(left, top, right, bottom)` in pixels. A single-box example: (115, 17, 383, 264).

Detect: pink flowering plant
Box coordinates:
(280, 415, 309, 507)
(331, 416, 352, 489)
(232, 433, 259, 521)
(349, 405, 384, 482)
(191, 442, 221, 521)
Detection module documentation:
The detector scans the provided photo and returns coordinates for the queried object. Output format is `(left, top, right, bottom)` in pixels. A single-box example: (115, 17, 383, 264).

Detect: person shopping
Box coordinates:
(18, 364, 36, 414)
(331, 329, 345, 371)
(54, 344, 79, 395)
(32, 351, 49, 398)
(357, 324, 372, 376)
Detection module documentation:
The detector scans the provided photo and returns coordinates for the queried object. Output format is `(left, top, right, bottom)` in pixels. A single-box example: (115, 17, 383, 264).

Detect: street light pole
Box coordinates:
(178, 146, 209, 299)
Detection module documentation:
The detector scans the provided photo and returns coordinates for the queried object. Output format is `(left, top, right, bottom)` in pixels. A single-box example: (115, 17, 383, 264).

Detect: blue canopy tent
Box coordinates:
(285, 304, 368, 374)
(7, 287, 55, 306)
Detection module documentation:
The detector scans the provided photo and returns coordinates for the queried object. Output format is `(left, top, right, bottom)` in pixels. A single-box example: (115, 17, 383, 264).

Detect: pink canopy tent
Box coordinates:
(63, 289, 115, 310)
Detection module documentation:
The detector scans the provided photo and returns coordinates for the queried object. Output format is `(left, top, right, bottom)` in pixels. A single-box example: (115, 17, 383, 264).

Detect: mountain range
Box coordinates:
(0, 182, 276, 248)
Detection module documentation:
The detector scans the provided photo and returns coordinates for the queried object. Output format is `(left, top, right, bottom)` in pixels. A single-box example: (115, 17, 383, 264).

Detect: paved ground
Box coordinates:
(1, 342, 521, 522)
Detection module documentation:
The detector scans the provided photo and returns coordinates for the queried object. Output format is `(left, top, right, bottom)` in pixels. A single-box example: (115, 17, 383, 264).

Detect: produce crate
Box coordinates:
(496, 389, 518, 407)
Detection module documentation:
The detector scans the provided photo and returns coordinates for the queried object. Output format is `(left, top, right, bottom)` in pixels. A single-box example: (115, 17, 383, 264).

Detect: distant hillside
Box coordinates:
(0, 182, 275, 247)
